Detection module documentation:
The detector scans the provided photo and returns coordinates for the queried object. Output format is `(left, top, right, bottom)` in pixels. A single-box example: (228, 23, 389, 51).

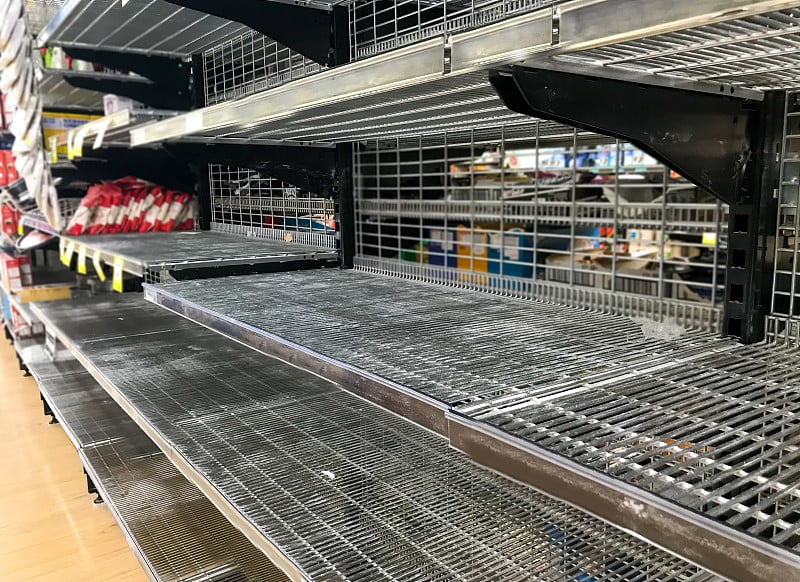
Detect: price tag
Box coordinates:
(112, 256, 124, 293)
(17, 222, 23, 236)
(61, 239, 76, 266)
(93, 250, 106, 282)
(77, 245, 87, 275)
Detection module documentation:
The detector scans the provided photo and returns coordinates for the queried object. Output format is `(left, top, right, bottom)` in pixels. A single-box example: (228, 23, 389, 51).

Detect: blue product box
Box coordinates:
(427, 227, 457, 267)
(487, 228, 533, 278)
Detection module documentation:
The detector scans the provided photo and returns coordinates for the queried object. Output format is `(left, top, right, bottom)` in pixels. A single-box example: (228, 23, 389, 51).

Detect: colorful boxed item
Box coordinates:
(42, 111, 102, 156)
(487, 227, 533, 278)
(0, 253, 32, 292)
(456, 224, 489, 273)
(427, 227, 457, 268)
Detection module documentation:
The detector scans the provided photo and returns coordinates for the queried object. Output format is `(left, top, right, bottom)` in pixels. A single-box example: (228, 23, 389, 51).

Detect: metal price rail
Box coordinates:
(19, 342, 287, 582)
(29, 294, 717, 582)
(144, 268, 800, 581)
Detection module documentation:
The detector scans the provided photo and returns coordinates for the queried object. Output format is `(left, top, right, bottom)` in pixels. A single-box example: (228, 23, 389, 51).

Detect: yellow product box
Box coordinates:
(42, 111, 101, 156)
(16, 284, 72, 304)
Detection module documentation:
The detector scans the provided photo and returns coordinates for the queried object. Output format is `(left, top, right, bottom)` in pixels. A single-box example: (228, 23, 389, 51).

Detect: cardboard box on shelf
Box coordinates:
(427, 227, 457, 268)
(0, 253, 32, 292)
(487, 228, 533, 278)
(103, 94, 135, 116)
(42, 112, 102, 156)
(16, 284, 72, 304)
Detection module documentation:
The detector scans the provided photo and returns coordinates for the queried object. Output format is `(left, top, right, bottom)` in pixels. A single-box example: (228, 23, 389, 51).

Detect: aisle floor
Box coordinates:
(0, 339, 147, 582)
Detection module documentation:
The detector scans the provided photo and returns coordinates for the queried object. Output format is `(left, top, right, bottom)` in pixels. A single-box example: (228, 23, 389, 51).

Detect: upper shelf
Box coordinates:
(37, 0, 251, 57)
(60, 229, 339, 277)
(129, 0, 778, 146)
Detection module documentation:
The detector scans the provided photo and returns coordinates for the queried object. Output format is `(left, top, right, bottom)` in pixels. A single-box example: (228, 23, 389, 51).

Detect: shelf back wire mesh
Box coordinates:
(208, 164, 337, 250)
(24, 0, 64, 36)
(768, 90, 800, 344)
(203, 31, 325, 106)
(353, 119, 728, 332)
(347, 0, 564, 61)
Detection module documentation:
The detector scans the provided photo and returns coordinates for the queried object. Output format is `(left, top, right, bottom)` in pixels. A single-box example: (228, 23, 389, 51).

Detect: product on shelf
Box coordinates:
(0, 252, 32, 291)
(66, 177, 196, 235)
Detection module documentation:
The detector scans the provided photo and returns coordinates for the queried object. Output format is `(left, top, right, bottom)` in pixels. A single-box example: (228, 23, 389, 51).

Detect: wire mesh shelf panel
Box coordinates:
(354, 120, 727, 328)
(348, 0, 562, 61)
(770, 91, 800, 345)
(555, 9, 800, 91)
(38, 295, 721, 582)
(151, 270, 800, 556)
(203, 31, 324, 106)
(209, 164, 337, 249)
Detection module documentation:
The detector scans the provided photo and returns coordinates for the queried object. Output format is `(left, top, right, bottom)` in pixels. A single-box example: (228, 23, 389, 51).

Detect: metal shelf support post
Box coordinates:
(724, 91, 784, 342)
(490, 66, 784, 342)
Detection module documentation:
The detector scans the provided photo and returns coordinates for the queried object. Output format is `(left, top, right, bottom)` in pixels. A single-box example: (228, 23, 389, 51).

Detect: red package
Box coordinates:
(151, 189, 173, 232)
(1, 203, 20, 237)
(66, 185, 104, 235)
(138, 187, 165, 232)
(159, 192, 188, 232)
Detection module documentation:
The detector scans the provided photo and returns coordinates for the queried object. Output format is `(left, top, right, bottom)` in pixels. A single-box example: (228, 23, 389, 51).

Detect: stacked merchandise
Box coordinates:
(66, 177, 197, 235)
(0, 251, 42, 339)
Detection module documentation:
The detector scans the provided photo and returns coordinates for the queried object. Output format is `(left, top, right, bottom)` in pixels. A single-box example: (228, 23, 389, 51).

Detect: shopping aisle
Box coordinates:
(0, 340, 146, 582)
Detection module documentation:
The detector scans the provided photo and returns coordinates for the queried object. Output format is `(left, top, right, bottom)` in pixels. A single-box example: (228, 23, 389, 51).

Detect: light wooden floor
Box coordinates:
(0, 338, 148, 582)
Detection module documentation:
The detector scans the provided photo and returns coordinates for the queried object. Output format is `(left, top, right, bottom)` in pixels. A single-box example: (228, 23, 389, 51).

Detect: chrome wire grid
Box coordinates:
(22, 342, 289, 582)
(34, 295, 719, 582)
(203, 32, 323, 106)
(37, 0, 250, 57)
(348, 0, 560, 60)
(555, 9, 800, 91)
(205, 71, 534, 143)
(208, 164, 337, 248)
(64, 230, 337, 272)
(354, 120, 727, 312)
(770, 91, 800, 344)
(84, 440, 289, 582)
(153, 269, 800, 554)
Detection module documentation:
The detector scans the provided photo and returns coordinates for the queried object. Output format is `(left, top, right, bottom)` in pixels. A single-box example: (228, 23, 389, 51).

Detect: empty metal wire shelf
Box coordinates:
(148, 269, 800, 558)
(32, 295, 719, 582)
(22, 342, 289, 582)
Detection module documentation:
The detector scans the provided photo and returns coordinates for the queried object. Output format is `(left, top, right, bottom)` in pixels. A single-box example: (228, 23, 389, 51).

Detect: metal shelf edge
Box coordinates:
(28, 300, 309, 582)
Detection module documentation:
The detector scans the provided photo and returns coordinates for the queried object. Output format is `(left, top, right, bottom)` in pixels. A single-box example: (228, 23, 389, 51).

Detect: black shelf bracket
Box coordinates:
(164, 142, 337, 198)
(490, 67, 759, 206)
(490, 66, 781, 343)
(163, 0, 337, 66)
(336, 143, 355, 268)
(63, 47, 192, 110)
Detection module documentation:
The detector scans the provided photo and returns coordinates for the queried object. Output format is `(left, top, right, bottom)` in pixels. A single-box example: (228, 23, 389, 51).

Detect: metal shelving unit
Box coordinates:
(18, 1, 800, 581)
(29, 293, 720, 582)
(19, 342, 290, 582)
(144, 269, 800, 581)
(59, 229, 339, 279)
(129, 0, 769, 146)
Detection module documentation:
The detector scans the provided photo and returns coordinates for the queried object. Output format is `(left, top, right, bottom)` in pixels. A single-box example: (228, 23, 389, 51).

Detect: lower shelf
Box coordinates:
(30, 294, 718, 582)
(20, 342, 288, 582)
(142, 268, 800, 582)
